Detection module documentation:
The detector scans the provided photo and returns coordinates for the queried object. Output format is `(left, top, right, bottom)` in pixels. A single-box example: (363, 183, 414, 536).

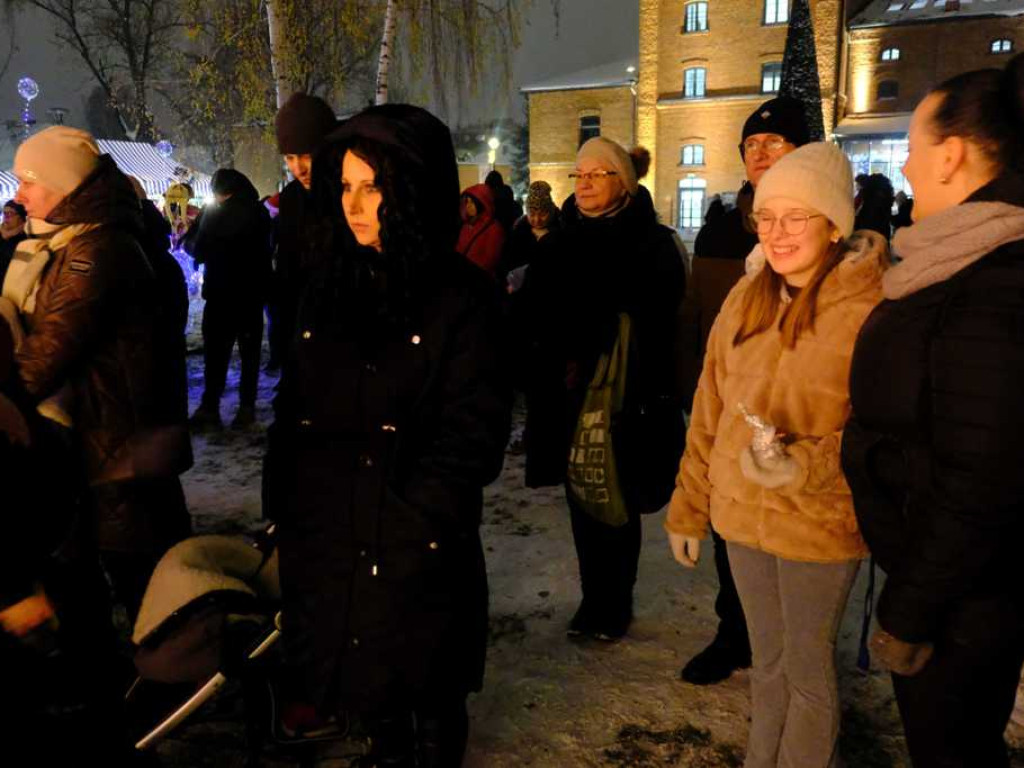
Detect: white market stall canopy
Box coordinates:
(97, 140, 211, 200)
(0, 171, 17, 202)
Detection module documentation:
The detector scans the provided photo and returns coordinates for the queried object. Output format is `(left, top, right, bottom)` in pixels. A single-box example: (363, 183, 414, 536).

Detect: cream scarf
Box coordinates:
(884, 202, 1024, 299)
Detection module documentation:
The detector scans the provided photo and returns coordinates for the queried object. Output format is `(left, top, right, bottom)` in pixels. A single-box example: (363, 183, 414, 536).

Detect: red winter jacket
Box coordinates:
(456, 184, 505, 277)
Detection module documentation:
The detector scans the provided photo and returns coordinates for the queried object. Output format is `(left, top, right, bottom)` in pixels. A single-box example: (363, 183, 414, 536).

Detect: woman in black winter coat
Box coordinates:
(842, 53, 1024, 767)
(524, 137, 685, 641)
(268, 104, 511, 767)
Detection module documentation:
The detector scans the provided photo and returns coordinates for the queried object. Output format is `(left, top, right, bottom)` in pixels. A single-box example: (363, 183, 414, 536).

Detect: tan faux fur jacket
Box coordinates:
(666, 231, 888, 563)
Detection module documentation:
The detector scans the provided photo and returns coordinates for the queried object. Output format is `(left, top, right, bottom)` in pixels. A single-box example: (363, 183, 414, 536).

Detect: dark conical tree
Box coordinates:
(779, 0, 826, 141)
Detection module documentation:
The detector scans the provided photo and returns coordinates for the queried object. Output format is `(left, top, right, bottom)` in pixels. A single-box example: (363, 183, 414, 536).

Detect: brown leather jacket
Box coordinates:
(16, 156, 192, 487)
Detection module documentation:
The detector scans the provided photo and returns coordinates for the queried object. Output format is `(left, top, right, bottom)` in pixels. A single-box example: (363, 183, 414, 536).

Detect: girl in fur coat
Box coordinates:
(666, 142, 888, 768)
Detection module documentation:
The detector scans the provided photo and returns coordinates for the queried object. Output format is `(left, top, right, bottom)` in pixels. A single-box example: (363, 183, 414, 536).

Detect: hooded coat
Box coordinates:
(184, 171, 273, 306)
(669, 232, 888, 563)
(455, 184, 505, 276)
(269, 104, 512, 713)
(14, 156, 192, 550)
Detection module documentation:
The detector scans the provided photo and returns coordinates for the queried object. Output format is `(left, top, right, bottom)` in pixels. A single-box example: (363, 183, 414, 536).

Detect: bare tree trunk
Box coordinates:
(266, 0, 290, 109)
(374, 0, 397, 105)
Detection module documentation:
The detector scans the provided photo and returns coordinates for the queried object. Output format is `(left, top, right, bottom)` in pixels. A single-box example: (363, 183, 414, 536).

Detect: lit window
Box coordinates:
(684, 2, 709, 32)
(678, 178, 707, 230)
(886, 1, 905, 11)
(880, 47, 901, 62)
(764, 0, 789, 25)
(684, 67, 707, 98)
(761, 62, 783, 93)
(991, 38, 1013, 54)
(680, 144, 705, 166)
(578, 115, 600, 147)
(909, 0, 928, 8)
(877, 80, 899, 100)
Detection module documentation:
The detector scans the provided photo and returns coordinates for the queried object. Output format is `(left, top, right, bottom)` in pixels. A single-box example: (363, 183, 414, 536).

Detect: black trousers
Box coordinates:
(890, 595, 1024, 768)
(711, 529, 750, 652)
(363, 698, 469, 768)
(201, 300, 263, 409)
(568, 496, 641, 627)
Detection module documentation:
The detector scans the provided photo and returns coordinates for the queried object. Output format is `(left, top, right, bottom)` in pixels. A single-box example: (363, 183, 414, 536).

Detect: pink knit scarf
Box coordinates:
(884, 201, 1024, 299)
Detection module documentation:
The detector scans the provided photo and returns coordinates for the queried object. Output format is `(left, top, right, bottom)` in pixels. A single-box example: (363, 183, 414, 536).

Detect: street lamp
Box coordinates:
(487, 135, 500, 167)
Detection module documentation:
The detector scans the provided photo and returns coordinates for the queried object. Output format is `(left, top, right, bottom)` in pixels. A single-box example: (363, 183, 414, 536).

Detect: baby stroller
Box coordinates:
(125, 525, 349, 754)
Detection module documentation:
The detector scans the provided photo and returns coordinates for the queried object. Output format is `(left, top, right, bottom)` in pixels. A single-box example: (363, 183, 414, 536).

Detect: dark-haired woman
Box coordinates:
(668, 142, 887, 767)
(270, 104, 511, 766)
(842, 53, 1024, 767)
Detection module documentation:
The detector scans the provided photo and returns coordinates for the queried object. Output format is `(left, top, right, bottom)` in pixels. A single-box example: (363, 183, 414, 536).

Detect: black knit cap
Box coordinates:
(739, 96, 811, 157)
(275, 92, 338, 155)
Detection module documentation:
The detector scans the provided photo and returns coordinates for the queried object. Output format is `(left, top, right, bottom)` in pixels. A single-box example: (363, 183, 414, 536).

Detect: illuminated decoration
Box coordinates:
(155, 140, 174, 159)
(17, 77, 39, 139)
(17, 77, 39, 102)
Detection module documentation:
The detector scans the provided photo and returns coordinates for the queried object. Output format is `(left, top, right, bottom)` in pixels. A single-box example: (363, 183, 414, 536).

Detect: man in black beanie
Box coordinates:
(676, 95, 810, 686)
(265, 92, 337, 370)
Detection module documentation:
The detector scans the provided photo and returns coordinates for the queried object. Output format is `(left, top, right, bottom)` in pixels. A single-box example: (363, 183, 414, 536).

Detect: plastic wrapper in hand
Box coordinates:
(738, 403, 787, 461)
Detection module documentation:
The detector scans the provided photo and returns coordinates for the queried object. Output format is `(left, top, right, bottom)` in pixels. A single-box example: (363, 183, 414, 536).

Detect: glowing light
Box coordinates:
(487, 136, 501, 150)
(17, 78, 39, 102)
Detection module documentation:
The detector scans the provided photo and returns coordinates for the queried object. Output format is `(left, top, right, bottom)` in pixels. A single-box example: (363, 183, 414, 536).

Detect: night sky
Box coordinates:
(0, 0, 638, 166)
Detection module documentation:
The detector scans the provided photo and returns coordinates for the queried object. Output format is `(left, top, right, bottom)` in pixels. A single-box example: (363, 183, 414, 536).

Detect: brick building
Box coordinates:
(521, 59, 639, 208)
(525, 0, 1024, 231)
(840, 0, 1024, 192)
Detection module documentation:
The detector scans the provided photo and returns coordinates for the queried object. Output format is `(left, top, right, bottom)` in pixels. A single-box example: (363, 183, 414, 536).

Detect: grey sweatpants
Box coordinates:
(727, 542, 860, 768)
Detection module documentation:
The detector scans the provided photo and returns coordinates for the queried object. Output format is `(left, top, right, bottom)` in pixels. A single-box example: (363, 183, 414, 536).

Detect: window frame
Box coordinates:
(680, 144, 706, 167)
(991, 38, 1014, 54)
(877, 79, 899, 100)
(578, 114, 601, 147)
(763, 0, 790, 26)
(761, 61, 783, 94)
(683, 66, 707, 98)
(677, 178, 708, 230)
(684, 1, 709, 33)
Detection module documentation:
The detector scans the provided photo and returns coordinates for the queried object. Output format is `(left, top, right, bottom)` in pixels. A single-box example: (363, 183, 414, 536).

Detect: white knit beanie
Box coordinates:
(753, 142, 854, 239)
(576, 137, 639, 196)
(13, 127, 101, 197)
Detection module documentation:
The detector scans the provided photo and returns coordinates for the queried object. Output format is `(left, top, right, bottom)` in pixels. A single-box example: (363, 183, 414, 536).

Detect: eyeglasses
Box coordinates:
(568, 171, 618, 181)
(741, 136, 789, 155)
(749, 212, 825, 236)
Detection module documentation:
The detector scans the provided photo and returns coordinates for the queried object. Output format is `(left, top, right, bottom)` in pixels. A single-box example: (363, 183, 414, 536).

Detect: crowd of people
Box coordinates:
(2, 50, 1024, 768)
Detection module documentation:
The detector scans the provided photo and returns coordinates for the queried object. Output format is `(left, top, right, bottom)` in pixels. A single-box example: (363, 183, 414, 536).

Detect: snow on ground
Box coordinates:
(155, 347, 1024, 767)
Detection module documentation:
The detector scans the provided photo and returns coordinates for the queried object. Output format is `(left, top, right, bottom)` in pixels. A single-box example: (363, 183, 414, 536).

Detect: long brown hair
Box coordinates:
(732, 241, 845, 349)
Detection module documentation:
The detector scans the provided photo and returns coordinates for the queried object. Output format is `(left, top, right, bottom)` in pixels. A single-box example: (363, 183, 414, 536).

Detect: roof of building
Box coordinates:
(833, 112, 913, 136)
(521, 59, 638, 93)
(851, 0, 1024, 28)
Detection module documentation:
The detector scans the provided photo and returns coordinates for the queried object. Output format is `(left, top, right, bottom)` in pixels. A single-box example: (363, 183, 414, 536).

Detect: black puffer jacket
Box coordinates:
(524, 192, 686, 507)
(270, 105, 512, 713)
(185, 177, 273, 306)
(842, 175, 1024, 644)
(16, 156, 192, 494)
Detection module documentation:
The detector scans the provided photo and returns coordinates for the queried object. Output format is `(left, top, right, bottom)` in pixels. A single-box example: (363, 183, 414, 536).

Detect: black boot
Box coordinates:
(415, 700, 468, 768)
(680, 634, 752, 685)
(363, 712, 416, 768)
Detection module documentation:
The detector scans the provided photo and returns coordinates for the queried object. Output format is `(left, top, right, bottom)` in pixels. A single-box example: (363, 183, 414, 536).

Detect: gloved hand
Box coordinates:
(738, 404, 799, 489)
(870, 628, 934, 677)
